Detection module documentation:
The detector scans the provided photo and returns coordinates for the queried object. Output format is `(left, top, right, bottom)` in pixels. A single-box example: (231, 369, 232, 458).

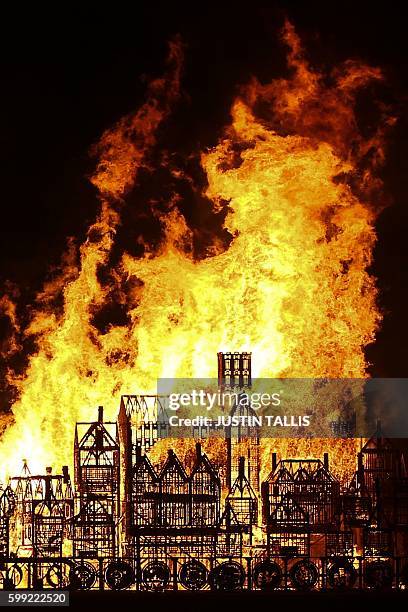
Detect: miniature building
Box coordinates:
(218, 352, 260, 494)
(360, 430, 400, 500)
(128, 445, 220, 564)
(216, 502, 243, 558)
(262, 454, 340, 531)
(31, 467, 73, 557)
(217, 352, 251, 390)
(342, 454, 373, 527)
(117, 394, 169, 547)
(131, 451, 159, 527)
(73, 406, 119, 557)
(159, 450, 189, 527)
(9, 462, 72, 558)
(265, 492, 310, 557)
(190, 443, 220, 526)
(1, 355, 408, 590)
(0, 486, 15, 558)
(353, 431, 408, 530)
(226, 457, 257, 542)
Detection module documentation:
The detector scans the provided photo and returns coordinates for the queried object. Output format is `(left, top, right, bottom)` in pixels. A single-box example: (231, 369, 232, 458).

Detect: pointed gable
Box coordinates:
(314, 466, 335, 482)
(274, 466, 293, 483)
(133, 453, 158, 484)
(219, 501, 240, 529)
(190, 447, 219, 483)
(362, 435, 394, 453)
(294, 467, 309, 482)
(0, 485, 15, 517)
(160, 449, 188, 483)
(271, 493, 309, 526)
(228, 471, 257, 501)
(78, 421, 118, 465)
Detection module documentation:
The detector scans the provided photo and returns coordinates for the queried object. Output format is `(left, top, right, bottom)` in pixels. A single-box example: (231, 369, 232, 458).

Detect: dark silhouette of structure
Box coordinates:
(0, 353, 408, 591)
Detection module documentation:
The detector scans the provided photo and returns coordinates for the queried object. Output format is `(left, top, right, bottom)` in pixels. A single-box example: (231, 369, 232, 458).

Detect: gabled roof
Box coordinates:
(159, 449, 188, 481)
(227, 470, 257, 500)
(271, 493, 309, 524)
(294, 467, 309, 482)
(266, 458, 338, 484)
(190, 450, 220, 483)
(362, 435, 394, 453)
(219, 501, 241, 529)
(273, 466, 293, 483)
(314, 466, 336, 482)
(78, 421, 119, 452)
(0, 485, 15, 517)
(133, 453, 159, 482)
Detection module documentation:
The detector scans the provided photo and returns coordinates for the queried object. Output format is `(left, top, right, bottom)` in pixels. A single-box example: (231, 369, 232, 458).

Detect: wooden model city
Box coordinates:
(0, 353, 408, 591)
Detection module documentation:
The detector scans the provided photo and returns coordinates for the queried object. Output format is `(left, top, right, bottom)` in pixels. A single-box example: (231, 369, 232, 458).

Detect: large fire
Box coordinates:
(0, 23, 393, 482)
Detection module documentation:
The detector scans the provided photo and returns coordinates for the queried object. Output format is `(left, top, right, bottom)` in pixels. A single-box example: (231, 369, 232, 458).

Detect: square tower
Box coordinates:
(217, 352, 251, 390)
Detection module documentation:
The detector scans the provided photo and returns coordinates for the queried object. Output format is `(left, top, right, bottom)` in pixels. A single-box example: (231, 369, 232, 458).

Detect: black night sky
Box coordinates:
(0, 1, 408, 394)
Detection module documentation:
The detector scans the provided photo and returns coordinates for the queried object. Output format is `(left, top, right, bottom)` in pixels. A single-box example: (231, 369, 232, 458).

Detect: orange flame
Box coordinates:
(0, 39, 183, 477)
(0, 24, 393, 482)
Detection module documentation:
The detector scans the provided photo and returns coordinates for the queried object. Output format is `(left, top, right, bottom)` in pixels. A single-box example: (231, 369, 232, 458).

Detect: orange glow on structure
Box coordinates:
(0, 24, 394, 482)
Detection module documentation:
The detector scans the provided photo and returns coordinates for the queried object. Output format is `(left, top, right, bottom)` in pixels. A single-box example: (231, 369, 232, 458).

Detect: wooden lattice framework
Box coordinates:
(73, 406, 119, 558)
(226, 457, 257, 542)
(217, 352, 259, 494)
(9, 463, 72, 558)
(262, 455, 340, 532)
(0, 486, 15, 558)
(128, 444, 221, 565)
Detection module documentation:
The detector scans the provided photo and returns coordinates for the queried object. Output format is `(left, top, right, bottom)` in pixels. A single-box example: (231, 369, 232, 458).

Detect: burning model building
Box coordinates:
(0, 352, 407, 592)
(0, 17, 404, 596)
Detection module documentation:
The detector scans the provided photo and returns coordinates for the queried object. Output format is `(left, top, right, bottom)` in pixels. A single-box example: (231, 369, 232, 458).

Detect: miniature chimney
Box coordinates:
(261, 481, 270, 524)
(45, 467, 52, 501)
(357, 452, 363, 471)
(238, 456, 245, 479)
(196, 442, 202, 460)
(62, 465, 69, 484)
(272, 452, 277, 472)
